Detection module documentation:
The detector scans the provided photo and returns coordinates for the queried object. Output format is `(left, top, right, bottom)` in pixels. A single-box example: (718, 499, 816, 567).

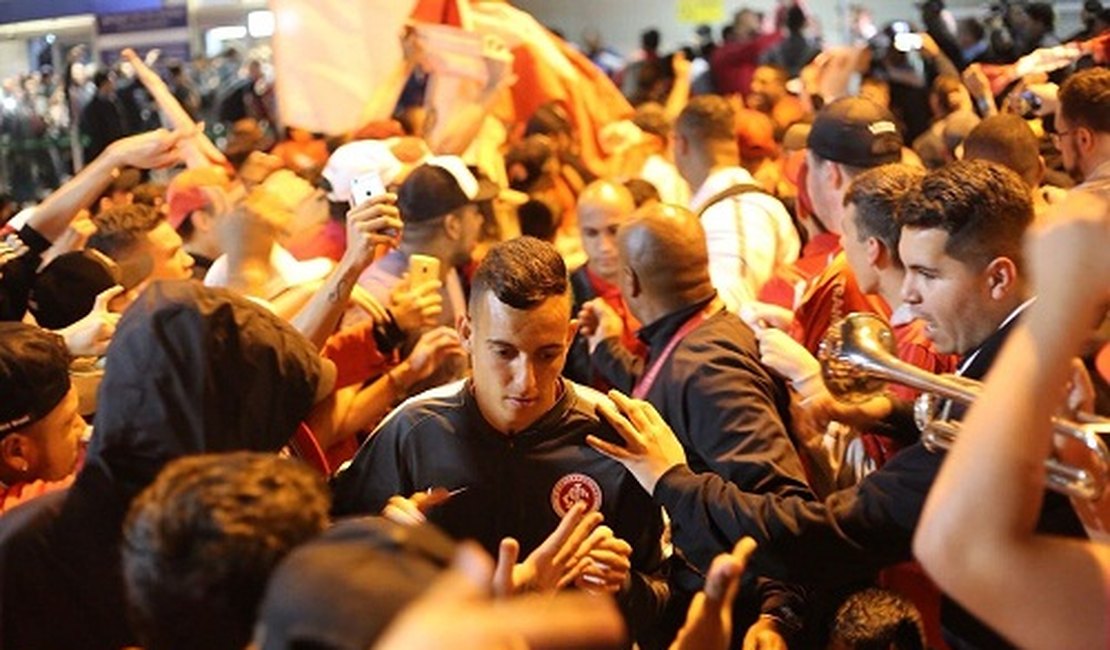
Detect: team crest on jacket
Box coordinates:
(550, 473, 603, 516)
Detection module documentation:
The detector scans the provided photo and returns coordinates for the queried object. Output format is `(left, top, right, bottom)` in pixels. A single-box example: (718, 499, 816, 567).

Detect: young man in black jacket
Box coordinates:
(331, 237, 672, 647)
(590, 160, 1086, 649)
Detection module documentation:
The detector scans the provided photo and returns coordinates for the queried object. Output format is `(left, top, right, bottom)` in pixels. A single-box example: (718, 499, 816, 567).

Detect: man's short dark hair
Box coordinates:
(845, 163, 924, 267)
(623, 178, 661, 207)
(830, 588, 927, 650)
(962, 113, 1042, 188)
(786, 5, 807, 33)
(517, 199, 559, 242)
(525, 103, 573, 139)
(957, 17, 985, 42)
(131, 182, 167, 208)
(1026, 2, 1056, 31)
(469, 236, 568, 314)
(896, 159, 1032, 270)
(122, 452, 329, 650)
(93, 69, 112, 89)
(88, 203, 164, 260)
(756, 63, 789, 85)
(676, 95, 736, 144)
(641, 28, 661, 52)
(1059, 67, 1110, 134)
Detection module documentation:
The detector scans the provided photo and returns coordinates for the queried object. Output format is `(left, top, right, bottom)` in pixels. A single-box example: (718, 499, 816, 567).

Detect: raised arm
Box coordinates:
(914, 191, 1110, 650)
(290, 194, 402, 348)
(422, 35, 515, 156)
(121, 48, 228, 169)
(28, 128, 186, 242)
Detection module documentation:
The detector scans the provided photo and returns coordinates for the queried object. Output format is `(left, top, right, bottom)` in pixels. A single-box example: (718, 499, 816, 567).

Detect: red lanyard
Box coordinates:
(632, 299, 723, 399)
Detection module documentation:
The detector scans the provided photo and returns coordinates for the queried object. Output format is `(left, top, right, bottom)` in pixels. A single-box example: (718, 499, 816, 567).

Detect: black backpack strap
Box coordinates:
(695, 182, 767, 219)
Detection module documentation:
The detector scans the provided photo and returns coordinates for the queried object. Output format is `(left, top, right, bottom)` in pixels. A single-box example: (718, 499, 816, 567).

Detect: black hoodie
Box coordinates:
(0, 281, 325, 650)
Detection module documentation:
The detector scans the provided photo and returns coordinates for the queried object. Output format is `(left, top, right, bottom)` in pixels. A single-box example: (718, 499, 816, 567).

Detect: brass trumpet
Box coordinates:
(818, 313, 1110, 501)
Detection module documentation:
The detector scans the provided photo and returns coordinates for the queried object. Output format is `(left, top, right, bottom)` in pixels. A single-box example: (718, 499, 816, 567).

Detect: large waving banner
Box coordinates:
(271, 0, 633, 174)
(270, 0, 416, 134)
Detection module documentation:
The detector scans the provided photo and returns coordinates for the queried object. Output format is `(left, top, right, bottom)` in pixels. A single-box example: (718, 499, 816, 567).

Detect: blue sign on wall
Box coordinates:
(93, 0, 166, 15)
(0, 0, 164, 25)
(96, 6, 186, 34)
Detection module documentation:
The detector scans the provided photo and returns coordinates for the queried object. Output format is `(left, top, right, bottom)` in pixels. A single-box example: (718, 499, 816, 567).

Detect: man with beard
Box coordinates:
(747, 64, 806, 136)
(355, 156, 495, 393)
(1054, 67, 1110, 198)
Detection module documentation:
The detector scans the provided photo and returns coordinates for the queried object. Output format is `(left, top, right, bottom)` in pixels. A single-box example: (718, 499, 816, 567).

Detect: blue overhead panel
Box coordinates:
(0, 0, 163, 25)
(93, 0, 165, 15)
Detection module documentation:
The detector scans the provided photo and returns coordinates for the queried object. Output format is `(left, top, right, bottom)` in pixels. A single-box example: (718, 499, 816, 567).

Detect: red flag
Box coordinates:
(469, 3, 633, 175)
(410, 0, 465, 26)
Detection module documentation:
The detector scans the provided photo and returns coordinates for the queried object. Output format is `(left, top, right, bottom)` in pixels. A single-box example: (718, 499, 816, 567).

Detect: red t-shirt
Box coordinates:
(710, 33, 782, 96)
(0, 445, 84, 516)
(793, 250, 889, 355)
(758, 232, 841, 309)
(321, 320, 393, 390)
(0, 475, 75, 516)
(315, 321, 397, 470)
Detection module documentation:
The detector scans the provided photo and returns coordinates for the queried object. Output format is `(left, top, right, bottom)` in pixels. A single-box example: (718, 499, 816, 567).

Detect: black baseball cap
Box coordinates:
(807, 97, 904, 168)
(29, 249, 152, 329)
(254, 517, 454, 650)
(0, 322, 70, 436)
(397, 156, 499, 224)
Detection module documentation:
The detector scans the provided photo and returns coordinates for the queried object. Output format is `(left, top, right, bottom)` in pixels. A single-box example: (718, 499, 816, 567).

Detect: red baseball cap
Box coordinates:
(166, 166, 235, 230)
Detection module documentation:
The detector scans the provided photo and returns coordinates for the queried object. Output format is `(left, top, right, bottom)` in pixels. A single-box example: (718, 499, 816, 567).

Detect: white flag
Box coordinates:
(270, 0, 417, 134)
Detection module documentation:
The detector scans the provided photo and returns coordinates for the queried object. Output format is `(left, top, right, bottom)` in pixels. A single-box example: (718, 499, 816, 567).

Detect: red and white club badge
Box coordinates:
(550, 473, 603, 517)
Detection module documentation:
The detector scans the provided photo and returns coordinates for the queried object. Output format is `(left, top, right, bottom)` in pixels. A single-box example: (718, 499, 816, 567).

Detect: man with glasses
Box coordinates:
(1053, 67, 1110, 197)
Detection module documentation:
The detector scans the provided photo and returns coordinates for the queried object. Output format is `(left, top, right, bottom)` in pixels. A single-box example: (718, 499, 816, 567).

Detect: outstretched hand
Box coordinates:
(58, 286, 124, 357)
(104, 127, 192, 169)
(588, 390, 687, 495)
(373, 541, 626, 650)
(390, 274, 444, 333)
(754, 327, 822, 396)
(1028, 191, 1110, 320)
(670, 538, 758, 650)
(395, 327, 466, 389)
(578, 298, 624, 353)
(493, 501, 607, 596)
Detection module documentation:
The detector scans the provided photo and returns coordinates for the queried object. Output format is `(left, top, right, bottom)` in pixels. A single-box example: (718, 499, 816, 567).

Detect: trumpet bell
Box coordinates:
(818, 313, 896, 404)
(818, 312, 1110, 501)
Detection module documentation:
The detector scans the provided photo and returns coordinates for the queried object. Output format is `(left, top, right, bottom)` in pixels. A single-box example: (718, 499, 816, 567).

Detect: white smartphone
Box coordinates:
(894, 32, 923, 53)
(408, 254, 441, 286)
(349, 170, 386, 208)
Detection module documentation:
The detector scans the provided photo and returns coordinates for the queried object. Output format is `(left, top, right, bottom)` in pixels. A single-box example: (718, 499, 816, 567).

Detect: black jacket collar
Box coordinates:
(637, 293, 717, 356)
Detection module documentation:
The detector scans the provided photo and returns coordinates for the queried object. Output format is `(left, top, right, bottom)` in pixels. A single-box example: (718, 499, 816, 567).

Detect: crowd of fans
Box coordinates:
(0, 0, 1109, 648)
(0, 45, 270, 204)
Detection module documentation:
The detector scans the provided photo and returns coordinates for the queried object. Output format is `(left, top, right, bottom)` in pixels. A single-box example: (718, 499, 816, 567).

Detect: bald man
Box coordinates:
(579, 202, 812, 641)
(564, 180, 646, 389)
